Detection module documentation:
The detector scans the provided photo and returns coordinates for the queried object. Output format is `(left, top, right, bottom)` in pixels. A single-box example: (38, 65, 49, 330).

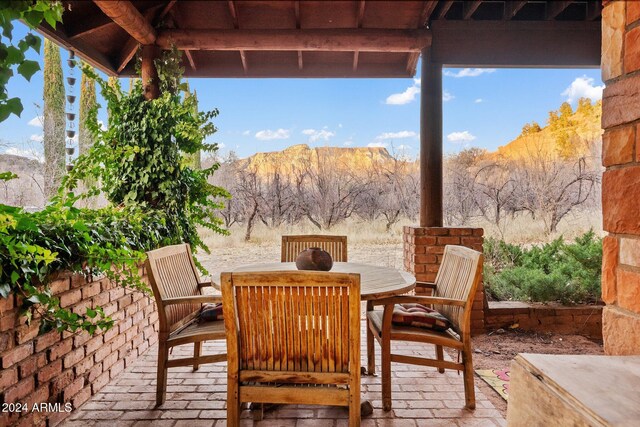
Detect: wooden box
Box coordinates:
(507, 354, 640, 426)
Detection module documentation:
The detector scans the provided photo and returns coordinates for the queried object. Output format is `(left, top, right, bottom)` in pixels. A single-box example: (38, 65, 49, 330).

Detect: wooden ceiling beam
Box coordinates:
(462, 1, 482, 20)
(295, 1, 303, 70)
(431, 20, 600, 67)
(93, 0, 157, 45)
(437, 1, 454, 19)
(156, 29, 431, 52)
(503, 1, 528, 20)
(546, 1, 573, 20)
(116, 7, 160, 73)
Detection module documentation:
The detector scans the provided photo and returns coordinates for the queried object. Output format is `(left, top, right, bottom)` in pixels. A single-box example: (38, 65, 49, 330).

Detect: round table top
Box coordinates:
(234, 262, 416, 301)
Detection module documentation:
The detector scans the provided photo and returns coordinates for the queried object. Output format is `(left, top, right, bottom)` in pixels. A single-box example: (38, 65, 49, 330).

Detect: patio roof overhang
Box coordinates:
(37, 0, 602, 227)
(39, 0, 601, 78)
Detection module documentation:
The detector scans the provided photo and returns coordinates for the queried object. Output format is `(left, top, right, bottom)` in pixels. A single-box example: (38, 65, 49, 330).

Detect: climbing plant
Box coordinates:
(43, 38, 65, 198)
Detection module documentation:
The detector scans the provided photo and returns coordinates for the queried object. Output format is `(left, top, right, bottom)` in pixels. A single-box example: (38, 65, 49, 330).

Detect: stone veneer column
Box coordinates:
(403, 226, 486, 334)
(600, 0, 640, 355)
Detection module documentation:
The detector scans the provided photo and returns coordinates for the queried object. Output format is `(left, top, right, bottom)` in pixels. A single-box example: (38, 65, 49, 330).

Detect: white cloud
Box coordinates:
(443, 90, 455, 102)
(443, 68, 496, 78)
(447, 131, 476, 143)
(385, 85, 420, 105)
(242, 130, 251, 136)
(397, 144, 412, 150)
(561, 76, 604, 103)
(375, 131, 417, 140)
(343, 139, 353, 146)
(475, 98, 483, 103)
(30, 134, 43, 142)
(255, 128, 290, 141)
(5, 147, 44, 162)
(302, 128, 335, 143)
(367, 142, 389, 148)
(28, 116, 43, 128)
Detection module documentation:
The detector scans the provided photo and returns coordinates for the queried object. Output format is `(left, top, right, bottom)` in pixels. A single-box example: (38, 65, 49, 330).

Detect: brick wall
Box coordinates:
(485, 302, 603, 340)
(600, 0, 640, 355)
(0, 269, 157, 427)
(403, 226, 486, 334)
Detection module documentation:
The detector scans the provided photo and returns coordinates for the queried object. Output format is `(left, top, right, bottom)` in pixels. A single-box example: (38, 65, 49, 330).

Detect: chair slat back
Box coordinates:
(222, 271, 360, 375)
(281, 235, 348, 263)
(145, 243, 201, 333)
(432, 245, 483, 334)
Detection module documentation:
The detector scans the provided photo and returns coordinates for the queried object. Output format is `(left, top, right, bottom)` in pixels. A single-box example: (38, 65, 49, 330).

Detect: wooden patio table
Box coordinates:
(234, 261, 416, 300)
(232, 262, 416, 418)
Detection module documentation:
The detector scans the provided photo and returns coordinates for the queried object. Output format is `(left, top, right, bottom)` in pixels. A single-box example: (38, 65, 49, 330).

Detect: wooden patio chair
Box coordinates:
(281, 234, 348, 262)
(366, 245, 483, 411)
(221, 270, 361, 427)
(145, 243, 227, 407)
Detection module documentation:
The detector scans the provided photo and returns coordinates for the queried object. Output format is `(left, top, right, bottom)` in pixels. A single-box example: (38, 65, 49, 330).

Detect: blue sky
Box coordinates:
(1, 23, 604, 161)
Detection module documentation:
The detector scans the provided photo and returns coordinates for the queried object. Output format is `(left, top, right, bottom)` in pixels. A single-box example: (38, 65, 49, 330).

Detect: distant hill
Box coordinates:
(494, 99, 602, 160)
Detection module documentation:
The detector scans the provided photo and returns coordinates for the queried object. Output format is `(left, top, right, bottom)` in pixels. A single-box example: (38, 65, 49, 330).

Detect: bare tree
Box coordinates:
(512, 137, 599, 234)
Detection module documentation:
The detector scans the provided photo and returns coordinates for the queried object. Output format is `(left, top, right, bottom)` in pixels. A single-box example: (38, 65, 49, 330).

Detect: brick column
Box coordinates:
(403, 226, 486, 335)
(600, 0, 640, 355)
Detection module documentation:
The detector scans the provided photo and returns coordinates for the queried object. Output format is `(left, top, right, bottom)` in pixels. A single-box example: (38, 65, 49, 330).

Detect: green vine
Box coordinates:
(65, 48, 229, 255)
(0, 1, 63, 121)
(1, 47, 228, 335)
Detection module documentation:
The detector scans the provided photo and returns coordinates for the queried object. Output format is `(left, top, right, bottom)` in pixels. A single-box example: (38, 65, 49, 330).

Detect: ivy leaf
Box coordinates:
(0, 284, 11, 298)
(22, 10, 44, 29)
(10, 270, 19, 284)
(24, 33, 41, 53)
(5, 97, 23, 117)
(86, 308, 97, 318)
(17, 60, 39, 81)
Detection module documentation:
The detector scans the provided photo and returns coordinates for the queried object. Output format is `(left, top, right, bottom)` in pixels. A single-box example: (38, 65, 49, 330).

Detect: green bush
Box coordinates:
(484, 230, 602, 304)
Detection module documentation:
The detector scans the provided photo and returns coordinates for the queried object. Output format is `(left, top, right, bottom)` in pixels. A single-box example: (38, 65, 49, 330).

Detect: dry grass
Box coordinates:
(198, 211, 603, 279)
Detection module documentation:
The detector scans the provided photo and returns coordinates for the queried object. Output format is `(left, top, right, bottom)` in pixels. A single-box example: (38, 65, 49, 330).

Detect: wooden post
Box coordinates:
(419, 47, 443, 227)
(141, 45, 161, 100)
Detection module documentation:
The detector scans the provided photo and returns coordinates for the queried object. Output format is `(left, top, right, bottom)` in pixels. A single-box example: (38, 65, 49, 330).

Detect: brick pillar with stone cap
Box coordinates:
(403, 226, 486, 335)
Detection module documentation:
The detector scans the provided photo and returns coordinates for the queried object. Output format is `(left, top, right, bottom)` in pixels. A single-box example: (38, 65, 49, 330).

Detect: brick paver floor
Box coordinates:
(63, 322, 506, 426)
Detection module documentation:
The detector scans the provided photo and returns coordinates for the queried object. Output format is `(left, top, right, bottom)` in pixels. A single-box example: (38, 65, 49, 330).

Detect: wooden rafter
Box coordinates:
(437, 1, 454, 19)
(67, 14, 115, 40)
(227, 1, 247, 75)
(156, 29, 432, 52)
(546, 1, 573, 20)
(353, 0, 366, 72)
(503, 1, 528, 20)
(295, 1, 303, 71)
(462, 1, 482, 20)
(93, 0, 157, 45)
(418, 1, 438, 26)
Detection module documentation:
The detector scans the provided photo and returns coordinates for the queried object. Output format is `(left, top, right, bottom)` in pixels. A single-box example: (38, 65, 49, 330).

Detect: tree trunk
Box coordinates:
(43, 39, 65, 199)
(244, 201, 258, 241)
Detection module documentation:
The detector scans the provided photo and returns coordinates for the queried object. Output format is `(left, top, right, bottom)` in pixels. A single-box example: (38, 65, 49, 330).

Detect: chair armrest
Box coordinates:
(162, 295, 222, 307)
(416, 281, 436, 290)
(370, 295, 466, 308)
(198, 280, 221, 292)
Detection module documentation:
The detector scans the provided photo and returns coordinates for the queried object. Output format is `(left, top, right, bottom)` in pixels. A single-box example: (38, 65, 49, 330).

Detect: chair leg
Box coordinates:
(156, 340, 169, 407)
(349, 394, 361, 427)
(381, 334, 392, 411)
(436, 345, 445, 373)
(462, 344, 476, 410)
(366, 321, 375, 375)
(227, 377, 240, 427)
(193, 341, 202, 371)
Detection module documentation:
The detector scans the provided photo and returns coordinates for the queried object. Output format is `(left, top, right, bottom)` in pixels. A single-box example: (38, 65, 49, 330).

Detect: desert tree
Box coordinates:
(512, 136, 599, 234)
(295, 149, 365, 230)
(473, 158, 519, 230)
(260, 165, 299, 227)
(42, 39, 65, 199)
(443, 148, 485, 225)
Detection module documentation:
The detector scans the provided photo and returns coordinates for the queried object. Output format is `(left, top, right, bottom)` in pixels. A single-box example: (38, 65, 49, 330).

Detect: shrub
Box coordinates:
(483, 230, 602, 304)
